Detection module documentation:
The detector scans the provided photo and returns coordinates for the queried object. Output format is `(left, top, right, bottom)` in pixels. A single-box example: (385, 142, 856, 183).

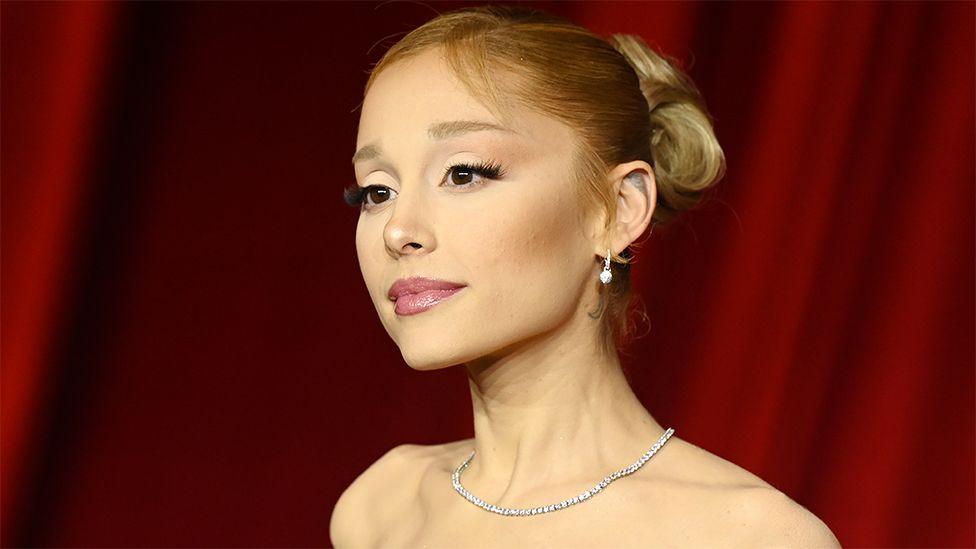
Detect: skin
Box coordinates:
(334, 47, 841, 548)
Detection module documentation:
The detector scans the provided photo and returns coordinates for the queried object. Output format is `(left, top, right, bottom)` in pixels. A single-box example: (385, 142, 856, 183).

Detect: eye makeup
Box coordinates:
(343, 158, 508, 210)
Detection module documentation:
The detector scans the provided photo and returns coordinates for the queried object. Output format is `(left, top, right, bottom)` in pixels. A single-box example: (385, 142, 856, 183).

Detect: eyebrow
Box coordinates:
(351, 120, 516, 165)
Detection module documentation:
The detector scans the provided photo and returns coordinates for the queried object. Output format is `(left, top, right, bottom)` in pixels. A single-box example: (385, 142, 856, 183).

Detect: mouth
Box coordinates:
(394, 287, 465, 316)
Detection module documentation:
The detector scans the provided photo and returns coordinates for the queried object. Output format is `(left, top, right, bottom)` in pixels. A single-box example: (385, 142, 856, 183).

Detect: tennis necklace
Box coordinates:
(451, 427, 675, 516)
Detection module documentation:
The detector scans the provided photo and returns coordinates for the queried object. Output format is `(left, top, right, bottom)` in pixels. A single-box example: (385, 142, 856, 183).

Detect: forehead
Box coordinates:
(359, 49, 499, 136)
(355, 48, 575, 161)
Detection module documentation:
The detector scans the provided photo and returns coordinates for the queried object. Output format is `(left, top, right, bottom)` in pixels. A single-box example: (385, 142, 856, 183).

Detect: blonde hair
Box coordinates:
(362, 4, 726, 355)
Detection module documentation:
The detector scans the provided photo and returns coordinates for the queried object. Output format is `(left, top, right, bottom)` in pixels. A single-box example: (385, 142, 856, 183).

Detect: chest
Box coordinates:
(375, 506, 661, 548)
(370, 473, 740, 548)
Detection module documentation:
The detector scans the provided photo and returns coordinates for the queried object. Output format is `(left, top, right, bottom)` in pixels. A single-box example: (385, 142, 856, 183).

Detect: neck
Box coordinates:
(461, 309, 665, 507)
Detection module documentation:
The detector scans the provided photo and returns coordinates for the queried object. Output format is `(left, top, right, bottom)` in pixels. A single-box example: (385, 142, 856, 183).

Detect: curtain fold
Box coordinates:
(1, 2, 118, 542)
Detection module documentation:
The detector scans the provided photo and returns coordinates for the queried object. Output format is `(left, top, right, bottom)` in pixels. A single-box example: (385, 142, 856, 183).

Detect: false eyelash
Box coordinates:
(441, 159, 507, 184)
(342, 160, 507, 209)
(343, 184, 368, 207)
(342, 183, 396, 209)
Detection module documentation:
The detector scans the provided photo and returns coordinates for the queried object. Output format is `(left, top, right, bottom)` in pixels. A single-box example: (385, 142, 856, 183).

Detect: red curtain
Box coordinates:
(1, 0, 119, 540)
(2, 1, 972, 546)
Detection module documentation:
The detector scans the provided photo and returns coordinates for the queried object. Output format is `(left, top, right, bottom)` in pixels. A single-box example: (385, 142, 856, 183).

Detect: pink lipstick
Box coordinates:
(388, 276, 466, 316)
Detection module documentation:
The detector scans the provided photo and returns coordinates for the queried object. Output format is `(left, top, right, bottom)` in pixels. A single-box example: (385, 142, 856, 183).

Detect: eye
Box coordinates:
(442, 160, 506, 189)
(342, 184, 397, 209)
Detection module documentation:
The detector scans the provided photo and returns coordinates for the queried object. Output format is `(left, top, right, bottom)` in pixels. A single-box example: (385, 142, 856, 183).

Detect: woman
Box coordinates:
(331, 5, 840, 548)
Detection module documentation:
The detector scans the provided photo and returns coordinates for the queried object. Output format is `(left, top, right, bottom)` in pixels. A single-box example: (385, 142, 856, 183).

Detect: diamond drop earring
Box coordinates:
(600, 248, 613, 284)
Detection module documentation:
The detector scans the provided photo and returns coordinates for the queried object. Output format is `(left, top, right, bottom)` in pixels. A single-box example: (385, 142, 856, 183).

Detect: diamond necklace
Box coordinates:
(451, 427, 675, 516)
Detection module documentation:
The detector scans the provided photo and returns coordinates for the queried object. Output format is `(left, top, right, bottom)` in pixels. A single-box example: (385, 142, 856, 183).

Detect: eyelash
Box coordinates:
(343, 160, 507, 210)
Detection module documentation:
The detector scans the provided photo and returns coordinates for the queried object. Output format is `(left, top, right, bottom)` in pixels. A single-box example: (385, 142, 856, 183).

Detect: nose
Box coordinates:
(383, 184, 434, 258)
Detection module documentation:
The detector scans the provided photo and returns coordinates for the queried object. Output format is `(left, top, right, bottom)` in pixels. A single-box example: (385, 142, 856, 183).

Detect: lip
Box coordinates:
(388, 276, 467, 316)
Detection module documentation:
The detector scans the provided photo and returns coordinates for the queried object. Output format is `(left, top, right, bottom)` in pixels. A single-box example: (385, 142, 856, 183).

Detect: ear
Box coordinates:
(598, 160, 656, 257)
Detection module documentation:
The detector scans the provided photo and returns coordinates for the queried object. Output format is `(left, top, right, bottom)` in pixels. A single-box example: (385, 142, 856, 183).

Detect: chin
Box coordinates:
(397, 343, 469, 371)
(391, 324, 494, 371)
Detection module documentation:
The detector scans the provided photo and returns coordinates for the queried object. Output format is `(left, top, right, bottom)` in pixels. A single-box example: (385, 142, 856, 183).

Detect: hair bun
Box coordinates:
(608, 34, 727, 226)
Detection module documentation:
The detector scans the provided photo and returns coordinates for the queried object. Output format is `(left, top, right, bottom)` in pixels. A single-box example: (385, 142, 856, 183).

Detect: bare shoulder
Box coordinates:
(329, 443, 432, 548)
(724, 486, 841, 548)
(661, 437, 840, 548)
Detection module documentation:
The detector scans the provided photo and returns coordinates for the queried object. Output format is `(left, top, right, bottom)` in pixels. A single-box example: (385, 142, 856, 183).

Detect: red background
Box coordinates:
(3, 1, 973, 546)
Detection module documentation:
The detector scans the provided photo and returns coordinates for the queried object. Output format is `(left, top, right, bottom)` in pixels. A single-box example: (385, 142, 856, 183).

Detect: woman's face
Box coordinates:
(352, 48, 602, 370)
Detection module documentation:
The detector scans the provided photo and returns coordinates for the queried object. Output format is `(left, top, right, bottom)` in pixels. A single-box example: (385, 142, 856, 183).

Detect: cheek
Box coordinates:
(455, 183, 588, 324)
(355, 217, 390, 309)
